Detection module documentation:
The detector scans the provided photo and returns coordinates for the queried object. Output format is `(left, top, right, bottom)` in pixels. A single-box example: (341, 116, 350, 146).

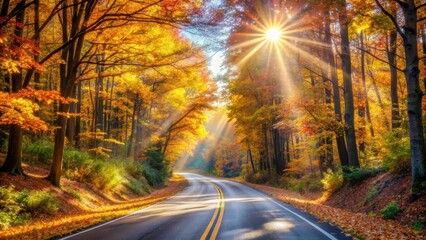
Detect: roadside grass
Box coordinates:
(0, 175, 187, 240)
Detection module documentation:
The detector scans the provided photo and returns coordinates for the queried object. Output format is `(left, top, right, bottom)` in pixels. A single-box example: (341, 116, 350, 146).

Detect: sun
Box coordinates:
(265, 28, 282, 41)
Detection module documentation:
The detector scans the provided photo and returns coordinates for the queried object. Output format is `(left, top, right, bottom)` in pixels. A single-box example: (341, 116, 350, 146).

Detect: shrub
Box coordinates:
(124, 159, 151, 193)
(365, 185, 378, 203)
(146, 149, 171, 177)
(65, 188, 83, 201)
(25, 191, 60, 215)
(281, 175, 322, 193)
(246, 171, 270, 184)
(367, 211, 376, 217)
(412, 219, 424, 232)
(139, 149, 171, 187)
(291, 180, 306, 193)
(142, 162, 164, 187)
(63, 149, 93, 181)
(308, 179, 323, 192)
(321, 169, 343, 194)
(86, 160, 122, 190)
(62, 148, 123, 191)
(22, 140, 54, 164)
(0, 211, 29, 229)
(126, 160, 145, 180)
(281, 177, 304, 193)
(383, 129, 410, 174)
(125, 179, 150, 195)
(0, 186, 29, 229)
(343, 167, 381, 184)
(381, 201, 403, 219)
(0, 186, 59, 229)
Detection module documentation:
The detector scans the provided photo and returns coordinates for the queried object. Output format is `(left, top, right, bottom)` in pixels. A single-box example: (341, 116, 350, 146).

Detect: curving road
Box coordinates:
(61, 173, 351, 240)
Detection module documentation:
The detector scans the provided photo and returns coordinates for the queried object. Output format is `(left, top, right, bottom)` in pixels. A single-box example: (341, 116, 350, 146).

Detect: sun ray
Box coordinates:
(236, 41, 268, 66)
(282, 35, 329, 48)
(281, 40, 331, 75)
(229, 37, 266, 50)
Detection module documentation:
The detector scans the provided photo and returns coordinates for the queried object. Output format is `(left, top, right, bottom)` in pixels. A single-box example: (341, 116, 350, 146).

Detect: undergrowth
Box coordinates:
(412, 219, 425, 232)
(382, 129, 410, 174)
(381, 201, 403, 220)
(321, 169, 343, 194)
(343, 167, 382, 184)
(22, 140, 170, 193)
(0, 186, 59, 229)
(364, 185, 378, 203)
(280, 175, 323, 193)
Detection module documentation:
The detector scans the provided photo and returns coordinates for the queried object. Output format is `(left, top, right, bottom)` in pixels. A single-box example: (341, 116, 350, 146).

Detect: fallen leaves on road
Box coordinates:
(240, 181, 425, 240)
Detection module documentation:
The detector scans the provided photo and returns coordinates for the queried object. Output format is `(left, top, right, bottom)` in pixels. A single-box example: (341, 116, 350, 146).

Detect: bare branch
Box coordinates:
(374, 0, 406, 39)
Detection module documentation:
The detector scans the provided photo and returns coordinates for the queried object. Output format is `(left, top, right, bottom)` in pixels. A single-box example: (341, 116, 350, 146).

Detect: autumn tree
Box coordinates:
(375, 0, 426, 195)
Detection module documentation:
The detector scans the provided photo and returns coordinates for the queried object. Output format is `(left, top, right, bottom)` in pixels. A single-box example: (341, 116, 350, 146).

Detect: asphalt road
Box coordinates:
(61, 173, 352, 240)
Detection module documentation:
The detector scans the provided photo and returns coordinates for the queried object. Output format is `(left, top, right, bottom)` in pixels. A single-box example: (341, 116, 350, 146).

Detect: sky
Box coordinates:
(181, 0, 234, 80)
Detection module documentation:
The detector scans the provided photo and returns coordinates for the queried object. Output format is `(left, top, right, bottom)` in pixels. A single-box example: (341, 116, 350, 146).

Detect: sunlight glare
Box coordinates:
(265, 28, 281, 41)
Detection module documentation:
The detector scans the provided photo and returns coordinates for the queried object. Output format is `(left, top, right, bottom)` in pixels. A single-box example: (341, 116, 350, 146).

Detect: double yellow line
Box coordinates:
(200, 183, 225, 240)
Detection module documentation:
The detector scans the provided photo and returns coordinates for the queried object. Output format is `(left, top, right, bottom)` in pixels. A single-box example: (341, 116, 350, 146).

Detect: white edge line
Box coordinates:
(60, 200, 165, 240)
(59, 174, 195, 240)
(261, 194, 338, 240)
(223, 179, 339, 240)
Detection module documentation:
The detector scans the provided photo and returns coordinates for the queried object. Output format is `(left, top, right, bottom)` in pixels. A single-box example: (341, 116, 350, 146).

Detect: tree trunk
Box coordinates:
(339, 1, 360, 168)
(285, 133, 291, 164)
(0, 0, 10, 18)
(33, 0, 40, 89)
(48, 0, 91, 187)
(325, 16, 349, 166)
(134, 109, 144, 160)
(401, 2, 426, 194)
(0, 0, 26, 175)
(273, 128, 285, 174)
(422, 26, 426, 92)
(66, 85, 76, 143)
(387, 29, 401, 129)
(262, 124, 271, 172)
(106, 77, 114, 137)
(248, 148, 256, 174)
(1, 125, 23, 174)
(358, 31, 367, 156)
(320, 31, 334, 173)
(75, 81, 82, 149)
(95, 54, 104, 132)
(47, 103, 69, 187)
(127, 94, 138, 158)
(420, 25, 426, 132)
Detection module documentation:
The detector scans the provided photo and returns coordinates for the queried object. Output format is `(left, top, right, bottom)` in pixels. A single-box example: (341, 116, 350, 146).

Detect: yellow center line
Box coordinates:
(209, 185, 225, 240)
(200, 183, 225, 240)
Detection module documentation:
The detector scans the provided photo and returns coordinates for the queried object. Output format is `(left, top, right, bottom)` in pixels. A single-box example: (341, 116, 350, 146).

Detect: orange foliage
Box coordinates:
(0, 88, 73, 132)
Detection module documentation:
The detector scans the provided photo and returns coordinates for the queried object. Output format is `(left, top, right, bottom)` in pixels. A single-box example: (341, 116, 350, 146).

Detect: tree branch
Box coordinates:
(374, 0, 406, 39)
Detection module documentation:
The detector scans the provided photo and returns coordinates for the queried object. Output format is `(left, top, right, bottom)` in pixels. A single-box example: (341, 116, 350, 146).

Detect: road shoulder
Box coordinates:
(237, 180, 421, 239)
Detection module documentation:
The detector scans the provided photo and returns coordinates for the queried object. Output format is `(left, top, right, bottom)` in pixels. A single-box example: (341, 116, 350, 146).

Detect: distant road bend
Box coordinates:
(62, 173, 351, 240)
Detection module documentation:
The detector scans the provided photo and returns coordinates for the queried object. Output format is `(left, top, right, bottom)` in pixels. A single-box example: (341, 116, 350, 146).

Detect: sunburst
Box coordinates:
(265, 28, 282, 42)
(228, 3, 330, 97)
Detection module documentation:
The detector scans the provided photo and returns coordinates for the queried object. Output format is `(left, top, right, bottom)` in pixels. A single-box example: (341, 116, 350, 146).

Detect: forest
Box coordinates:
(0, 0, 426, 239)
